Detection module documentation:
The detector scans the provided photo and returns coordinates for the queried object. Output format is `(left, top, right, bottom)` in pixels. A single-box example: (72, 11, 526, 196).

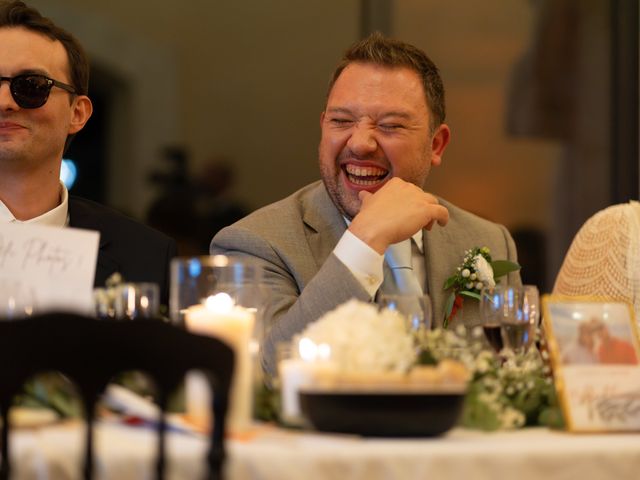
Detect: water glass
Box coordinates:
(114, 283, 160, 320)
(0, 280, 35, 320)
(377, 294, 433, 342)
(481, 285, 539, 354)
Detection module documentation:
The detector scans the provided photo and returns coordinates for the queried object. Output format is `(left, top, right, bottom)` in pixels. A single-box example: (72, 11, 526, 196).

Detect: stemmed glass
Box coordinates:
(480, 285, 540, 355)
(377, 294, 433, 344)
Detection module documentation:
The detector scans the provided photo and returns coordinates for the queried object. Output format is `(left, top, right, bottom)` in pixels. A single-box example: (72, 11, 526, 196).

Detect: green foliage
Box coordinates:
(443, 247, 520, 326)
(418, 326, 563, 431)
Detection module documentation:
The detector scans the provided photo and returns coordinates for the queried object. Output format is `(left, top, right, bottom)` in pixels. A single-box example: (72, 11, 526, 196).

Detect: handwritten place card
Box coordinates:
(543, 296, 640, 432)
(0, 223, 99, 315)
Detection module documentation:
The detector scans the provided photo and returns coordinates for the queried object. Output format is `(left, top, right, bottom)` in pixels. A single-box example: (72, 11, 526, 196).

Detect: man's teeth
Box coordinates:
(345, 165, 387, 185)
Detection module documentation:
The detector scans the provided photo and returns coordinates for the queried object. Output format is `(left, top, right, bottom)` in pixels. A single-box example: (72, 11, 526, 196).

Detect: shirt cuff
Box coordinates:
(333, 230, 384, 298)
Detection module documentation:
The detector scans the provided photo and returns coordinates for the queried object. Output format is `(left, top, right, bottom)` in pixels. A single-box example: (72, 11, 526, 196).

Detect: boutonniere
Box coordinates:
(442, 247, 520, 328)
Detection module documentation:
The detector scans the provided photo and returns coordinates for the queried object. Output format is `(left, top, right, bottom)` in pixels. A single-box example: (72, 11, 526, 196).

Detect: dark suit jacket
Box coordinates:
(68, 196, 177, 306)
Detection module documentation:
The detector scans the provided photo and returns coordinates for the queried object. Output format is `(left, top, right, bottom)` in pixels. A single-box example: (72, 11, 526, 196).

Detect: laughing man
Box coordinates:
(211, 33, 520, 371)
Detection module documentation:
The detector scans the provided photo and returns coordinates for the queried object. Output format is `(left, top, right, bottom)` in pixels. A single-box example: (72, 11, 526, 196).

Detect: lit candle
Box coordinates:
(278, 338, 336, 426)
(184, 292, 255, 433)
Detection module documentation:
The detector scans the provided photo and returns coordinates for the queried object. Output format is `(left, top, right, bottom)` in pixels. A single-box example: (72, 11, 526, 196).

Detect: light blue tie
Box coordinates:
(381, 240, 424, 295)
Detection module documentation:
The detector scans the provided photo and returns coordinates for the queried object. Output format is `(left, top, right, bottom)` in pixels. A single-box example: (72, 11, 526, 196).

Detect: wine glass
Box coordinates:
(479, 287, 505, 353)
(481, 285, 540, 355)
(377, 293, 433, 343)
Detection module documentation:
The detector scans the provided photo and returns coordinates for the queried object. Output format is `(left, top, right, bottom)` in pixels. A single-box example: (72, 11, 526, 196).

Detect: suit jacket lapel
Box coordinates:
(68, 197, 120, 284)
(424, 227, 445, 327)
(301, 182, 347, 271)
(424, 216, 466, 328)
(424, 199, 485, 327)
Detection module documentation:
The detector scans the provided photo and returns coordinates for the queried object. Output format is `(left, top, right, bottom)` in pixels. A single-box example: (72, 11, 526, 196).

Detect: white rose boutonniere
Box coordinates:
(473, 254, 496, 289)
(442, 247, 520, 328)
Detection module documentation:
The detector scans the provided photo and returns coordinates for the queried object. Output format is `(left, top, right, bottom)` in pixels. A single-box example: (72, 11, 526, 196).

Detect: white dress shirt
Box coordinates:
(333, 225, 425, 298)
(0, 182, 69, 227)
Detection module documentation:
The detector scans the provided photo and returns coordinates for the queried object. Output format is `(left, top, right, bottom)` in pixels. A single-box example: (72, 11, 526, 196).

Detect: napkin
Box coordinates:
(102, 384, 196, 435)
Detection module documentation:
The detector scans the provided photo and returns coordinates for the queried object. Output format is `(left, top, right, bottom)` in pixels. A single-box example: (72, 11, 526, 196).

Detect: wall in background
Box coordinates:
(28, 1, 616, 290)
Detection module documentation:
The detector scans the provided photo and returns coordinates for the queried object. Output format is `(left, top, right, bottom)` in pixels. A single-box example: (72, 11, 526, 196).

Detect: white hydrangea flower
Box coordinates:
(294, 299, 416, 374)
(473, 254, 495, 288)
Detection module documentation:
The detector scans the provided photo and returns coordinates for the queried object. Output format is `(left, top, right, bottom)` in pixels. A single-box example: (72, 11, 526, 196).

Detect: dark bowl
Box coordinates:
(299, 387, 465, 437)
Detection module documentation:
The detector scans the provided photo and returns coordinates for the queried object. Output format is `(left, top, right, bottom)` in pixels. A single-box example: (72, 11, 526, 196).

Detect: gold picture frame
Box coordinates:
(542, 295, 640, 432)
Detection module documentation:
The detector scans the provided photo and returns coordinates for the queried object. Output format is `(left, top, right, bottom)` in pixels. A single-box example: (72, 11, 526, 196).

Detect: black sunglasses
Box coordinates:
(0, 73, 76, 109)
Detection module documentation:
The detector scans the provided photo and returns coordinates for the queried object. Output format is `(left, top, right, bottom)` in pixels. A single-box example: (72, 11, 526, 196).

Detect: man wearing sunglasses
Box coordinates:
(0, 1, 176, 305)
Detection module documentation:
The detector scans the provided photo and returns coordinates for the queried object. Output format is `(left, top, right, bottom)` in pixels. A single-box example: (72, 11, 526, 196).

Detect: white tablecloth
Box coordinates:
(10, 422, 640, 480)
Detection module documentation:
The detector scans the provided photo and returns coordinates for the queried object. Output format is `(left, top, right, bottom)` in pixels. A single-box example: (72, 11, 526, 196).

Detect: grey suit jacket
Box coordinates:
(211, 181, 520, 371)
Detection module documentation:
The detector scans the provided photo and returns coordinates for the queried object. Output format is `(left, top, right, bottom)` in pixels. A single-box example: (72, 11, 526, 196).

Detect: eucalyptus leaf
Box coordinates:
(443, 292, 456, 328)
(490, 260, 521, 279)
(443, 275, 458, 291)
(460, 290, 482, 301)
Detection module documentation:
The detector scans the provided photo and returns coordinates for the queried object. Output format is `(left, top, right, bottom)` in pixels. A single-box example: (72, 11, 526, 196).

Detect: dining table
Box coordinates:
(9, 420, 640, 479)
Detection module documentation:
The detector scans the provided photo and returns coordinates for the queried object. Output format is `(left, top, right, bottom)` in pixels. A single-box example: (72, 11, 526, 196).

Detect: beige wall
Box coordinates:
(394, 0, 561, 232)
(32, 0, 560, 233)
(33, 0, 361, 216)
(30, 0, 586, 278)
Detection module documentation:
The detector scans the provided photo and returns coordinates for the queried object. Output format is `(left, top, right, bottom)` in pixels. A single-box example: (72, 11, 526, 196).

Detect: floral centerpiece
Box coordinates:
(442, 247, 520, 328)
(293, 300, 417, 374)
(419, 325, 562, 430)
(270, 299, 562, 431)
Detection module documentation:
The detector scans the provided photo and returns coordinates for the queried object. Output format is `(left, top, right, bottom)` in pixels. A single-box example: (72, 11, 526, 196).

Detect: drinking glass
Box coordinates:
(0, 280, 35, 320)
(480, 287, 505, 353)
(113, 283, 160, 320)
(480, 285, 540, 354)
(377, 294, 432, 343)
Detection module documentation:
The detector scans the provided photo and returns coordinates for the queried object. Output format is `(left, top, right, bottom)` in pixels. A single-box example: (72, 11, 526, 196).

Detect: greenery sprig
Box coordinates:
(418, 326, 563, 431)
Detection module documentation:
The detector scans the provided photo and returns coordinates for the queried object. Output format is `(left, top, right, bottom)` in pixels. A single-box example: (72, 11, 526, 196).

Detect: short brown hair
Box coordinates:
(0, 1, 89, 95)
(328, 32, 445, 130)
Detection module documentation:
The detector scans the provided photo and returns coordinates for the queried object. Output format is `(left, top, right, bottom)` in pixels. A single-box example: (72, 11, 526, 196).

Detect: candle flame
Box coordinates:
(298, 337, 317, 362)
(205, 292, 234, 313)
(317, 343, 331, 361)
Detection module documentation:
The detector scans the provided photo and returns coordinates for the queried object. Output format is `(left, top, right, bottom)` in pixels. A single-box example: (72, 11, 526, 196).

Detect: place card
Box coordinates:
(542, 295, 640, 432)
(0, 223, 99, 315)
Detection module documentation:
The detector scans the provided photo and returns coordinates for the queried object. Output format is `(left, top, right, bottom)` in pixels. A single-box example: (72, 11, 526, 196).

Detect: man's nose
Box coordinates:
(0, 82, 18, 111)
(347, 122, 377, 156)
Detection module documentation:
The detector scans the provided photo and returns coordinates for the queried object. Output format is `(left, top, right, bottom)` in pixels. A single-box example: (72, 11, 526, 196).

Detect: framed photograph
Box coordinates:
(542, 295, 640, 432)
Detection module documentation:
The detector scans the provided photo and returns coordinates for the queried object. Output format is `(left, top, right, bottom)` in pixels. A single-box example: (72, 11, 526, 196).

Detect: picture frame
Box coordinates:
(542, 295, 640, 432)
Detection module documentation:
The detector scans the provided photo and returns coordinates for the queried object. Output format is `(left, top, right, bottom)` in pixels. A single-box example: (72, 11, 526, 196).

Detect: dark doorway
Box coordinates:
(64, 62, 121, 205)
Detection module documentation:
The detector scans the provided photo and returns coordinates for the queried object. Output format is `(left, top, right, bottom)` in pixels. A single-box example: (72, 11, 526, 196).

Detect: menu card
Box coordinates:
(0, 223, 99, 315)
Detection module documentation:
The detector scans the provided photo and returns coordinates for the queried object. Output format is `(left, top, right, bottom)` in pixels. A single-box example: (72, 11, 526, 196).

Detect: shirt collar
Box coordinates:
(0, 182, 69, 227)
(412, 230, 424, 254)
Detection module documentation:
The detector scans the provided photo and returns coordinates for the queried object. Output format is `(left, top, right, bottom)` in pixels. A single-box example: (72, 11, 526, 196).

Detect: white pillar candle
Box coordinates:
(278, 358, 316, 426)
(278, 338, 337, 426)
(184, 293, 255, 433)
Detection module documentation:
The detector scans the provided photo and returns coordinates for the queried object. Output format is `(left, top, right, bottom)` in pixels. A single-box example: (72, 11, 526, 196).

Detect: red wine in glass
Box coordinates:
(483, 324, 503, 353)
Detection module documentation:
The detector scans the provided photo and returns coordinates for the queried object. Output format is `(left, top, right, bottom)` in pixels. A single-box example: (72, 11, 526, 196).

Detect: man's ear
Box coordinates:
(68, 95, 93, 135)
(430, 123, 451, 167)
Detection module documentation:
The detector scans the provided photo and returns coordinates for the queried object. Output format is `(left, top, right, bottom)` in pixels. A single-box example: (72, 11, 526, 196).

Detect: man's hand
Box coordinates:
(348, 178, 449, 254)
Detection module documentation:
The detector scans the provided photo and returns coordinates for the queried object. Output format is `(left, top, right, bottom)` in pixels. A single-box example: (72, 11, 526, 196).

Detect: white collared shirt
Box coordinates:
(333, 223, 425, 299)
(0, 182, 69, 227)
